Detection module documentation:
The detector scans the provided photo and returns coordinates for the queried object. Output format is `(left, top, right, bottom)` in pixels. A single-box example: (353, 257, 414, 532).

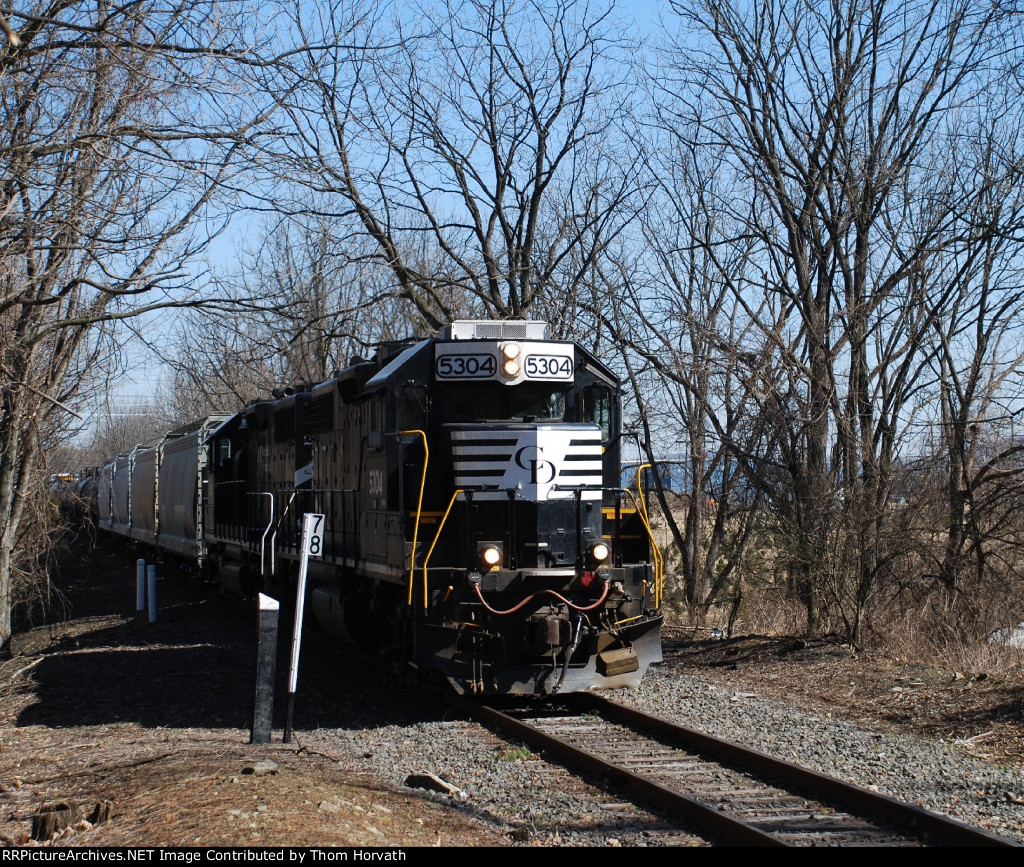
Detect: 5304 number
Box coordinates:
(524, 354, 573, 379)
(436, 353, 496, 378)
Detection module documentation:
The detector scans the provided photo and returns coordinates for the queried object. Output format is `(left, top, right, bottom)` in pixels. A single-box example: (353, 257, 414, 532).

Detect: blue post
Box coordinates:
(147, 564, 157, 623)
(136, 560, 145, 623)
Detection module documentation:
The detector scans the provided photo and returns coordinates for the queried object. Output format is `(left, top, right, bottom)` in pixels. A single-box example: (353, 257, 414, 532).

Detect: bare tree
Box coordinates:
(650, 0, 1024, 640)
(244, 0, 646, 330)
(0, 0, 255, 655)
(918, 124, 1024, 599)
(79, 396, 178, 468)
(159, 216, 445, 420)
(594, 134, 774, 630)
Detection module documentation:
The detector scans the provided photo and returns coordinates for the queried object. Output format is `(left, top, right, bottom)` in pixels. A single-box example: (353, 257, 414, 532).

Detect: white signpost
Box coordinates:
(284, 512, 324, 743)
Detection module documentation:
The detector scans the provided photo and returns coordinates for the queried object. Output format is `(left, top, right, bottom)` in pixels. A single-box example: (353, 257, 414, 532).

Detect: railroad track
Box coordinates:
(126, 558, 1016, 846)
(450, 692, 1021, 847)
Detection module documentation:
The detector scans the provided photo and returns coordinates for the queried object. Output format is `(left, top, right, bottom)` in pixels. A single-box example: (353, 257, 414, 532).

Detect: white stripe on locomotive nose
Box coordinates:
(449, 426, 603, 501)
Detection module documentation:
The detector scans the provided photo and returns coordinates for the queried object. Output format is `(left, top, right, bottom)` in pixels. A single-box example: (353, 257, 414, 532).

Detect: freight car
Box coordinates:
(95, 320, 664, 697)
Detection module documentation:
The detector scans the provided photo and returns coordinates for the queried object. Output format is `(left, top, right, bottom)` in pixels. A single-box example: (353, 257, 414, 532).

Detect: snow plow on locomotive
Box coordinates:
(96, 320, 664, 697)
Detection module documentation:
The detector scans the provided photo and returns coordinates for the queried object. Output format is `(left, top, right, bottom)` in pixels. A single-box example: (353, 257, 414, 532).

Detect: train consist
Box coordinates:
(89, 320, 664, 697)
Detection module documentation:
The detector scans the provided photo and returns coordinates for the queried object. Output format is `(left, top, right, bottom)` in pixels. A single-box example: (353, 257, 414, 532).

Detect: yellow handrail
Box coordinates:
(636, 463, 651, 524)
(400, 430, 429, 607)
(420, 488, 465, 609)
(624, 488, 664, 607)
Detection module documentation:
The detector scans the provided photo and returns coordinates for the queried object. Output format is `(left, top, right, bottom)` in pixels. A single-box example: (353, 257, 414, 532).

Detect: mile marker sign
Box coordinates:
(285, 512, 325, 743)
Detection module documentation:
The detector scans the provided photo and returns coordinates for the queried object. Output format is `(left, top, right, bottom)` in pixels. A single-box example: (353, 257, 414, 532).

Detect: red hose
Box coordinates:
(470, 579, 610, 616)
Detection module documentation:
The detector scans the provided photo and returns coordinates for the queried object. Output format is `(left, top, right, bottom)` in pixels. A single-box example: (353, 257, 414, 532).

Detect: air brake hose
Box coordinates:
(551, 612, 585, 695)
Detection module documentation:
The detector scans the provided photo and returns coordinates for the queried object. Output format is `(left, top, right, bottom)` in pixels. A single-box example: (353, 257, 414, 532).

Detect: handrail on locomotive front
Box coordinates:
(399, 429, 429, 608)
(636, 463, 652, 525)
(420, 487, 465, 609)
(550, 483, 664, 608)
(623, 487, 664, 607)
(632, 463, 665, 606)
(401, 476, 665, 614)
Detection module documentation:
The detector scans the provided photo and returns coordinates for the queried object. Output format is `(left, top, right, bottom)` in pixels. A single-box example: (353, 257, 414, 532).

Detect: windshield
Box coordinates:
(436, 383, 567, 423)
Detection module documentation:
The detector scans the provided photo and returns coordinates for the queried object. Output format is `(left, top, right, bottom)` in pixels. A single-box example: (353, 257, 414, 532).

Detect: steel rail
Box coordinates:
(450, 692, 1021, 847)
(576, 693, 1021, 848)
(451, 694, 783, 846)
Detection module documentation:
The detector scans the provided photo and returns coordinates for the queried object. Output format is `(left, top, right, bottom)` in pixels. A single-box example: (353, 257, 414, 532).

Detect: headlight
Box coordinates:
(478, 544, 502, 569)
(588, 542, 610, 563)
(500, 343, 521, 378)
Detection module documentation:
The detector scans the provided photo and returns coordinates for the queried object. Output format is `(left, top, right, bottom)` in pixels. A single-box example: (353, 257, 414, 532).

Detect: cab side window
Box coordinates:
(367, 398, 383, 450)
(582, 386, 612, 441)
(397, 385, 428, 432)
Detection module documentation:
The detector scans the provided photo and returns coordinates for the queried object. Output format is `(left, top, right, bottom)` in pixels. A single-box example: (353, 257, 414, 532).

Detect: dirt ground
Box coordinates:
(1, 540, 515, 848)
(1, 537, 1022, 848)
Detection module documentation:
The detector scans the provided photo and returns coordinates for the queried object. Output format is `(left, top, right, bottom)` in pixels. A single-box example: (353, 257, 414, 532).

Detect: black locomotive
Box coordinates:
(95, 320, 664, 696)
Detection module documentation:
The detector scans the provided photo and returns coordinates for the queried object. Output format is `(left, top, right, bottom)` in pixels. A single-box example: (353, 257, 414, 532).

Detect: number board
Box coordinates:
(301, 513, 325, 559)
(435, 342, 574, 383)
(435, 352, 496, 379)
(523, 353, 573, 380)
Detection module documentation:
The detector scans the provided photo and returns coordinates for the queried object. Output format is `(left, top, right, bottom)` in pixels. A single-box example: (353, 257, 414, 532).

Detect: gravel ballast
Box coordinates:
(300, 664, 1024, 847)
